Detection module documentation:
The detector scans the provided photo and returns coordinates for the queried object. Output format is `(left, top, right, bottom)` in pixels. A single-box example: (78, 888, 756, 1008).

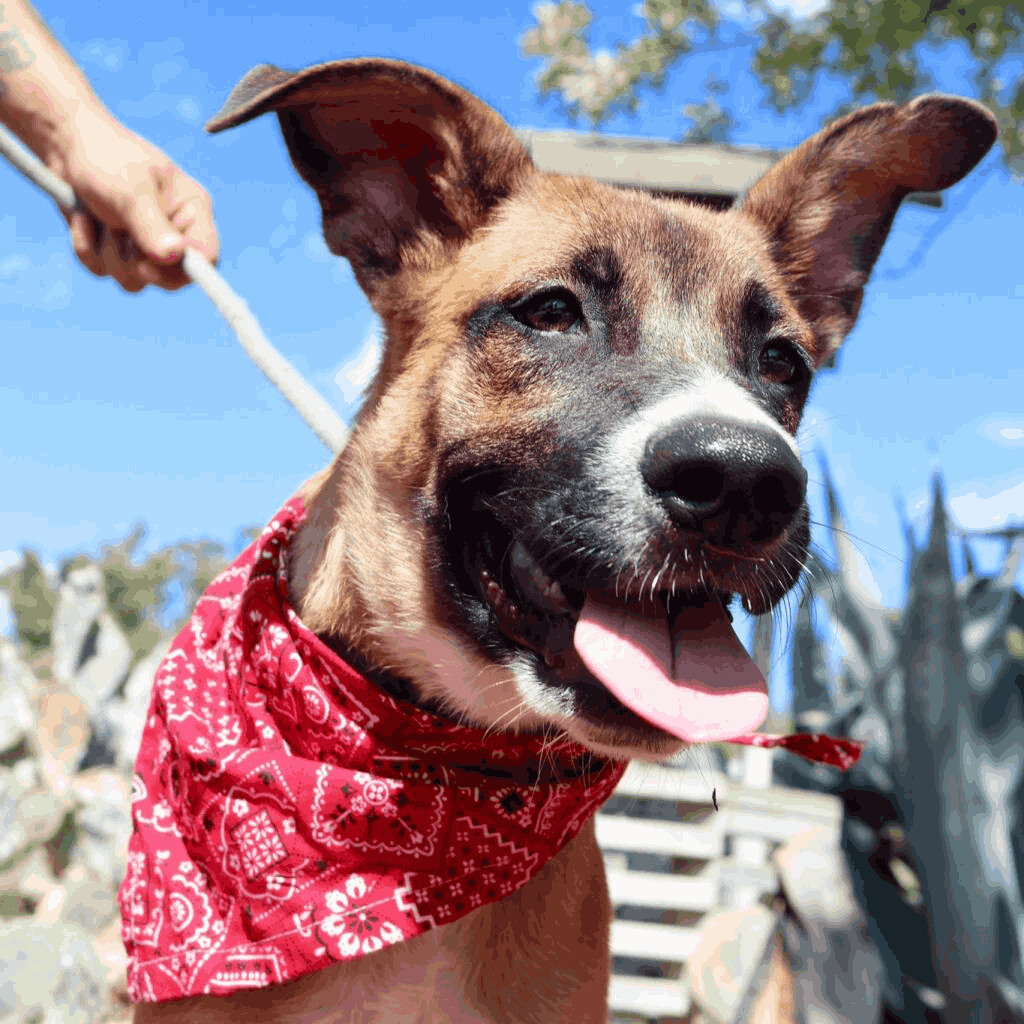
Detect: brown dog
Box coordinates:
(130, 59, 996, 1023)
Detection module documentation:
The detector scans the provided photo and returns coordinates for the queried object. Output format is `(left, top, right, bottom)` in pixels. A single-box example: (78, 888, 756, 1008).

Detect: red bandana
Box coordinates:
(117, 498, 626, 1003)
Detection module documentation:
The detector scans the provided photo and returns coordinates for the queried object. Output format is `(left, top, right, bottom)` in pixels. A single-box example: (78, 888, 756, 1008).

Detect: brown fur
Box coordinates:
(132, 59, 996, 1022)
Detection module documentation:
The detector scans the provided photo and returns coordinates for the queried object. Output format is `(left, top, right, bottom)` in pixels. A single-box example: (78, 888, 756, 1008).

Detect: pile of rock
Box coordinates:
(0, 564, 165, 1024)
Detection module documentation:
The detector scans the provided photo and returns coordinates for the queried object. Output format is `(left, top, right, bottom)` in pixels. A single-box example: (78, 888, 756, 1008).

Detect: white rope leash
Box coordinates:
(0, 123, 349, 454)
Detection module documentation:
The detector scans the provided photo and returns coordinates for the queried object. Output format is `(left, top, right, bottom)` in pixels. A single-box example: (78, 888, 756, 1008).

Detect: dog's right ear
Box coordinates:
(739, 94, 996, 367)
(206, 60, 533, 299)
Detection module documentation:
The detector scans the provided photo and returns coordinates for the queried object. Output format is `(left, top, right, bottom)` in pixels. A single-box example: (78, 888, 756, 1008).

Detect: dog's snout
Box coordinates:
(641, 418, 807, 546)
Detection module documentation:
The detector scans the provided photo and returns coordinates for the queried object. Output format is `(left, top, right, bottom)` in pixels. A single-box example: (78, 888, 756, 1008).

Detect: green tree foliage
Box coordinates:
(522, 0, 1024, 173)
(1, 526, 258, 664)
(0, 552, 58, 652)
(522, 0, 719, 126)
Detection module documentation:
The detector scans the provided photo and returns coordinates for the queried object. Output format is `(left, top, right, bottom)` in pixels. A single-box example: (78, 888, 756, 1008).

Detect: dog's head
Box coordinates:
(208, 61, 995, 761)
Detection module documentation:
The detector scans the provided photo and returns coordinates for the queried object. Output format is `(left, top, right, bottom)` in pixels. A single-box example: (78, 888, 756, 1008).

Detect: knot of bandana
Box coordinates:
(117, 499, 625, 1003)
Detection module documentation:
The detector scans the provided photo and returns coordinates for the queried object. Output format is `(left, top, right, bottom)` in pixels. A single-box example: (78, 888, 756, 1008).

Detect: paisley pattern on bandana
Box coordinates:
(117, 498, 625, 1003)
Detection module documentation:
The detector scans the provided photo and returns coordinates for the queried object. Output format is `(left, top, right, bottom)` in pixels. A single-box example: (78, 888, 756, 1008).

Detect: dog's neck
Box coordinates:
(287, 457, 369, 633)
(285, 454, 451, 716)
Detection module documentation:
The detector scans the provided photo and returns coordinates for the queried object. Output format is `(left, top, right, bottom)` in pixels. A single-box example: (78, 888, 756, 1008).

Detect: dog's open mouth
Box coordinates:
(447, 493, 770, 744)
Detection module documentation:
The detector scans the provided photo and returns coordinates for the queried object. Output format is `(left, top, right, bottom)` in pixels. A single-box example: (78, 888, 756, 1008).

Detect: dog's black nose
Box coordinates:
(641, 418, 807, 547)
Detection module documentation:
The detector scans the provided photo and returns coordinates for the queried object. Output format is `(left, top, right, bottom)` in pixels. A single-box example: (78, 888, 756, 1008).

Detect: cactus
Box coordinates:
(775, 470, 1024, 1023)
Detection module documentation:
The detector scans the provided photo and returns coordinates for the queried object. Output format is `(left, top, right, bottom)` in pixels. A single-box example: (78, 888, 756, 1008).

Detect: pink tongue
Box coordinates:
(573, 595, 769, 742)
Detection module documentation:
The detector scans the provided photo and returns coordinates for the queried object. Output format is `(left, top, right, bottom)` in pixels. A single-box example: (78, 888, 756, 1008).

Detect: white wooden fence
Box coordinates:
(598, 750, 843, 1022)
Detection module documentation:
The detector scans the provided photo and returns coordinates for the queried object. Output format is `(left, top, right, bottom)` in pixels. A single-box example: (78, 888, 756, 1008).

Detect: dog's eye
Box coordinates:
(511, 289, 583, 333)
(759, 340, 808, 386)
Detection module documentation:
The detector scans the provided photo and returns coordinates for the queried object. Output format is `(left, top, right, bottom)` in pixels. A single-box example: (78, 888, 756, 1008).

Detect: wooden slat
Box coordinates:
(606, 868, 715, 912)
(609, 975, 690, 1017)
(517, 130, 775, 198)
(611, 763, 842, 833)
(727, 786, 841, 838)
(611, 921, 699, 962)
(603, 852, 629, 874)
(722, 808, 830, 846)
(611, 763, 719, 804)
(595, 814, 723, 859)
(516, 129, 943, 208)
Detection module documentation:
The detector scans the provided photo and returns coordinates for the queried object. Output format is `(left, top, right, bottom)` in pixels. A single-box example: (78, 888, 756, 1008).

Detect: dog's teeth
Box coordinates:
(509, 540, 569, 614)
(485, 578, 521, 625)
(542, 578, 569, 611)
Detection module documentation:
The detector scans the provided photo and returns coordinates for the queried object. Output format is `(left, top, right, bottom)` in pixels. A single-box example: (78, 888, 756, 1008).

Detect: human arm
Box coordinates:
(0, 0, 217, 290)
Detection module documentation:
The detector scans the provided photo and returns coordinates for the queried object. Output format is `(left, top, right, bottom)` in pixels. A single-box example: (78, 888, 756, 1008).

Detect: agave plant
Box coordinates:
(774, 469, 1024, 1024)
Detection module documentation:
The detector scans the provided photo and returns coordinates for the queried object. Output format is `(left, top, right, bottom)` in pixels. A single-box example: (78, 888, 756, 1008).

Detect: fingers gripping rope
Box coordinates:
(0, 123, 349, 454)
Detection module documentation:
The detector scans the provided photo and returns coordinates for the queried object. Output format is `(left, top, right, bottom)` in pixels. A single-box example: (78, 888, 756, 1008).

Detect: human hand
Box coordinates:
(53, 109, 218, 292)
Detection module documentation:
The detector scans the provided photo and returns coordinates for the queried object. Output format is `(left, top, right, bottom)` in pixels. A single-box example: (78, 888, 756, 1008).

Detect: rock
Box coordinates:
(0, 639, 36, 754)
(51, 565, 132, 715)
(32, 688, 89, 797)
(0, 764, 68, 866)
(774, 827, 884, 1024)
(93, 914, 130, 993)
(104, 640, 166, 771)
(34, 864, 118, 935)
(774, 825, 861, 944)
(69, 770, 133, 892)
(51, 564, 105, 680)
(687, 904, 781, 1024)
(0, 845, 55, 900)
(0, 920, 107, 1024)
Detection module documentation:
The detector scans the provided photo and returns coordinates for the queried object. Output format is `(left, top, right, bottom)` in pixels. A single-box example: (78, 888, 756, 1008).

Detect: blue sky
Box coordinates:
(2, 1, 1022, 667)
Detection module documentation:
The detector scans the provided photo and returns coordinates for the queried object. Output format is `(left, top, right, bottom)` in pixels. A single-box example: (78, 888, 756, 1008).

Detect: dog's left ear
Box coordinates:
(740, 95, 997, 366)
(206, 59, 533, 300)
